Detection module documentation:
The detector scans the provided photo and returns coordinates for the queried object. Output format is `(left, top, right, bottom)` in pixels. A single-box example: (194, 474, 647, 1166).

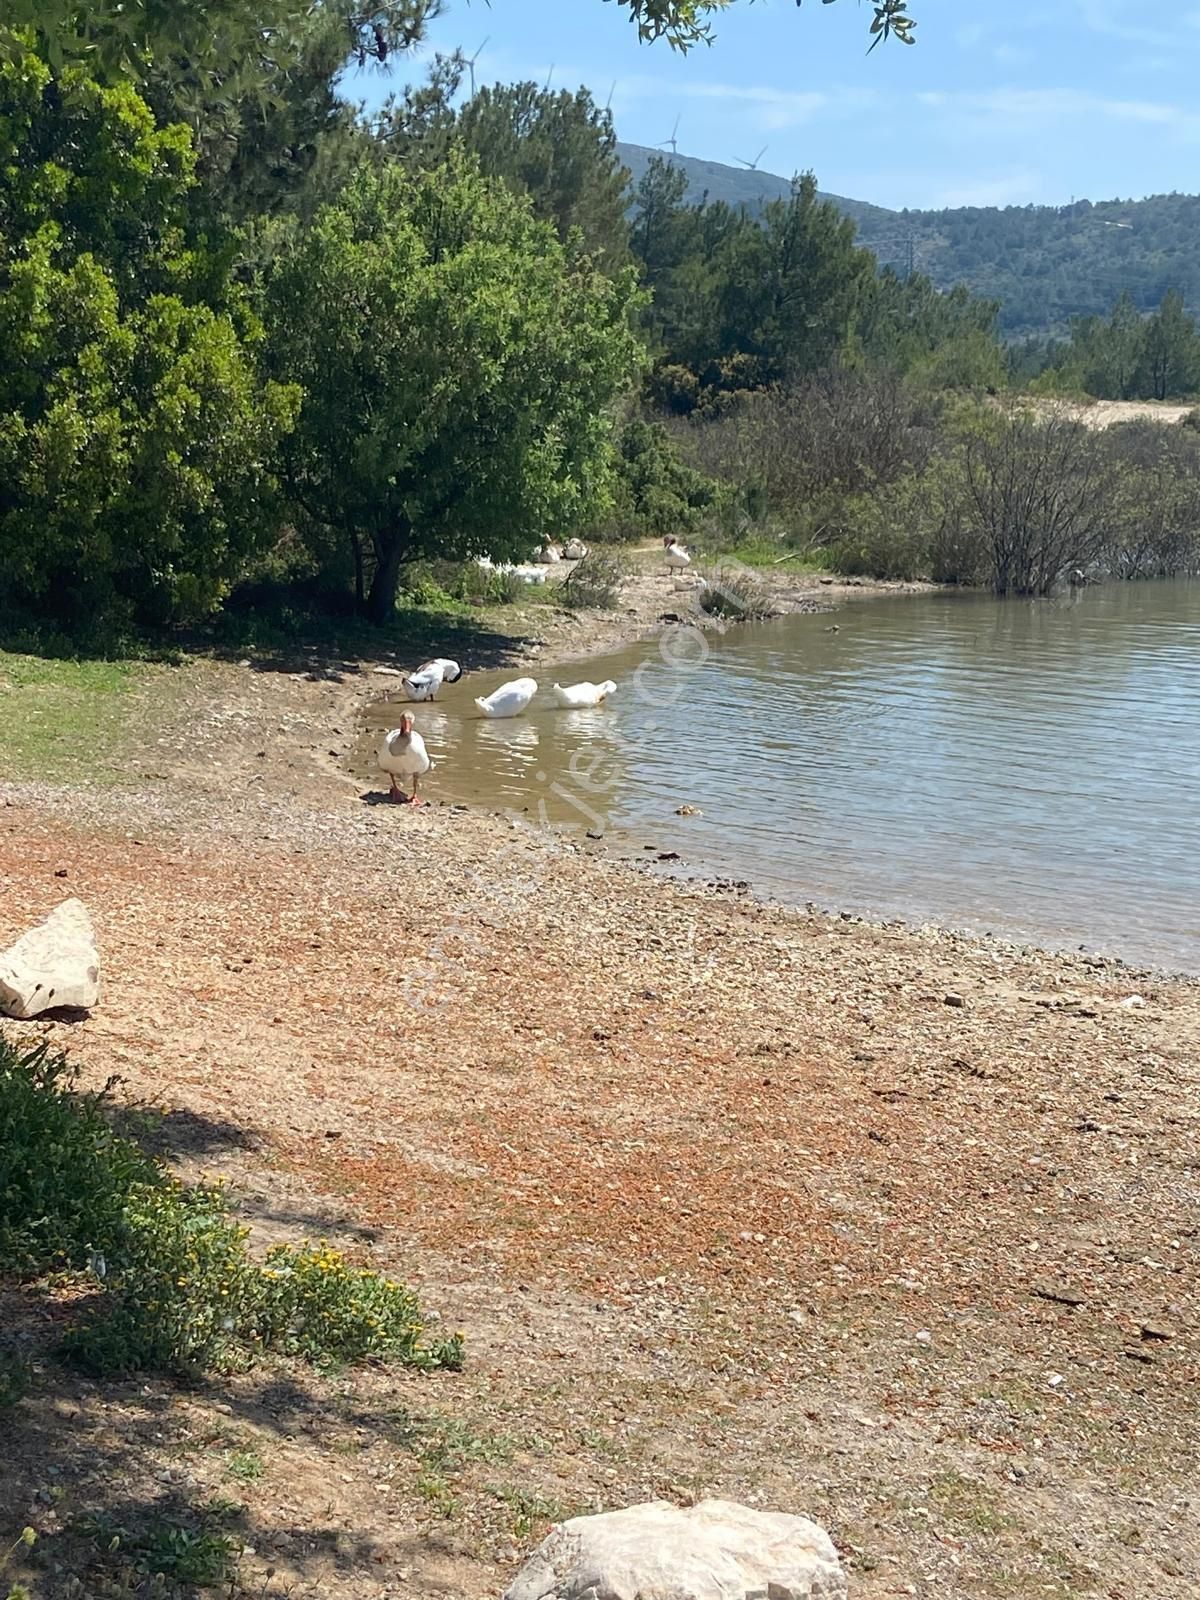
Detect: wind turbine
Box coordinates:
(734, 145, 769, 171)
(465, 36, 488, 97)
(543, 61, 555, 92)
(659, 114, 681, 156)
(604, 80, 617, 112)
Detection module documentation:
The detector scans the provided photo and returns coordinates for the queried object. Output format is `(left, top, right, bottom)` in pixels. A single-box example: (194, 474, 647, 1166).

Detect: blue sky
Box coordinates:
(345, 0, 1200, 212)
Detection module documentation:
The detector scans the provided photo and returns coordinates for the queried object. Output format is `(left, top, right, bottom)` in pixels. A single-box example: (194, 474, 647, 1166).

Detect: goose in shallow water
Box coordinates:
(402, 658, 462, 702)
(552, 679, 617, 709)
(473, 677, 538, 719)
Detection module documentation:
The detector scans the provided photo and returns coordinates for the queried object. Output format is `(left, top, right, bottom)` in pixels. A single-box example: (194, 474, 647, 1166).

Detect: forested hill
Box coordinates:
(617, 142, 1200, 339)
(616, 141, 898, 235)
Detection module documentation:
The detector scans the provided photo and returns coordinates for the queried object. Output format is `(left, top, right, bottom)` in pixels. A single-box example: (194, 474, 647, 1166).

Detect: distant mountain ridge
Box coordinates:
(617, 141, 897, 234)
(616, 142, 1200, 340)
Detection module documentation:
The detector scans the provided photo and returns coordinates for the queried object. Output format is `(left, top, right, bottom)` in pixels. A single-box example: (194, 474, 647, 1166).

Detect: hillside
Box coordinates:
(617, 140, 899, 237)
(898, 193, 1200, 339)
(617, 142, 1200, 339)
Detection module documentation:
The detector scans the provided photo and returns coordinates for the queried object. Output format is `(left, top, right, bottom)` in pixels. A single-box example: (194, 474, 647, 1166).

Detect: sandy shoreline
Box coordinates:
(3, 570, 1199, 1599)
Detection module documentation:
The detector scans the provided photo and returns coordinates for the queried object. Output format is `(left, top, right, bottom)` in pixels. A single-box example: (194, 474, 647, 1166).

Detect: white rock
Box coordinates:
(503, 1498, 847, 1600)
(0, 900, 100, 1018)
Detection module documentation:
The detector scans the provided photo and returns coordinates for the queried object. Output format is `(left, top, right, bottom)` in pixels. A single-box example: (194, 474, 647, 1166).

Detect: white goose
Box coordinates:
(377, 713, 432, 804)
(473, 677, 538, 719)
(552, 679, 617, 710)
(402, 657, 462, 702)
(563, 538, 588, 561)
(663, 536, 691, 570)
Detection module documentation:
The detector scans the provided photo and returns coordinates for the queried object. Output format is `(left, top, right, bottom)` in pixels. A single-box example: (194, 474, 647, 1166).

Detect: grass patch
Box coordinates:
(75, 1503, 244, 1592)
(0, 652, 154, 783)
(722, 535, 827, 573)
(930, 1470, 1018, 1537)
(0, 1036, 464, 1380)
(393, 1413, 517, 1473)
(486, 1485, 570, 1543)
(223, 1449, 264, 1484)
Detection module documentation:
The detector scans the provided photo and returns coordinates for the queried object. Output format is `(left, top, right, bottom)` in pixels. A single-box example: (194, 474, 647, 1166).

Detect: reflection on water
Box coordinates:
(356, 581, 1200, 971)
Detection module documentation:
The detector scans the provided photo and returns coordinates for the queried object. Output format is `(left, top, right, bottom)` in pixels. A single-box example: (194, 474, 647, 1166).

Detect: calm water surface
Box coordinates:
(359, 581, 1200, 971)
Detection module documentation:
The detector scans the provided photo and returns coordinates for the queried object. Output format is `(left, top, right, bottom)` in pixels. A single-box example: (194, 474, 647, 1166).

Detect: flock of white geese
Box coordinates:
(376, 536, 692, 803)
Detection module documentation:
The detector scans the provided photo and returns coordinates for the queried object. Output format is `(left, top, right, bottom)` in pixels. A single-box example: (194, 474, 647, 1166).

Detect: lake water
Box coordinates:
(358, 580, 1200, 972)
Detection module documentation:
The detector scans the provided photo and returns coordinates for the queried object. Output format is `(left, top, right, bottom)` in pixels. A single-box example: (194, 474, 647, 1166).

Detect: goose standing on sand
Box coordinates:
(552, 679, 617, 709)
(474, 677, 538, 719)
(378, 713, 432, 804)
(402, 657, 462, 702)
(663, 536, 691, 570)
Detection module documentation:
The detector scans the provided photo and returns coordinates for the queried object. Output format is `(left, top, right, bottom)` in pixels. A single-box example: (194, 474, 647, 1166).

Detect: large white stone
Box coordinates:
(503, 1498, 847, 1600)
(0, 899, 100, 1018)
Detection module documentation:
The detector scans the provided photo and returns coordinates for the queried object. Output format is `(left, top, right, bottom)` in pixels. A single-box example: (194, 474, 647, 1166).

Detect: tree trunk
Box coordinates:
(364, 527, 408, 625)
(350, 530, 365, 613)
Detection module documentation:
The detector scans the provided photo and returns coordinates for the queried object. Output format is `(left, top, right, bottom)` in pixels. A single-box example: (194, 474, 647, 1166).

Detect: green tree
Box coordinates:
(456, 84, 631, 266)
(854, 272, 1003, 388)
(265, 153, 644, 622)
(1, 4, 438, 222)
(1094, 291, 1146, 400)
(629, 155, 714, 361)
(0, 45, 298, 629)
(1138, 288, 1199, 400)
(7, 0, 917, 66)
(713, 175, 873, 378)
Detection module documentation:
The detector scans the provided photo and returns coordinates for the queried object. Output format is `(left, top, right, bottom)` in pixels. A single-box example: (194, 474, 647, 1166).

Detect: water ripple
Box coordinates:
(358, 581, 1200, 970)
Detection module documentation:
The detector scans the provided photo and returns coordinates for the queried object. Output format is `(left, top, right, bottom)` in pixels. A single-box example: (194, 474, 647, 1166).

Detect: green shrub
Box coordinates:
(821, 476, 938, 582)
(698, 564, 776, 621)
(75, 1508, 242, 1591)
(60, 1180, 260, 1377)
(603, 417, 719, 541)
(0, 1035, 463, 1379)
(560, 552, 627, 610)
(457, 564, 527, 607)
(254, 1242, 464, 1370)
(0, 1040, 157, 1278)
(402, 560, 527, 609)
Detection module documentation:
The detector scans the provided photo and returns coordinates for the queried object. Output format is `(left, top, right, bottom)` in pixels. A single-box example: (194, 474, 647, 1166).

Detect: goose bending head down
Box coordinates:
(552, 679, 617, 710)
(663, 536, 691, 569)
(473, 677, 538, 719)
(402, 657, 462, 702)
(378, 713, 432, 804)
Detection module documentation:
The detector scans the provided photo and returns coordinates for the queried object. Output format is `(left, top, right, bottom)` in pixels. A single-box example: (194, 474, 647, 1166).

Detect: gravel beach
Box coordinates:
(2, 573, 1198, 1599)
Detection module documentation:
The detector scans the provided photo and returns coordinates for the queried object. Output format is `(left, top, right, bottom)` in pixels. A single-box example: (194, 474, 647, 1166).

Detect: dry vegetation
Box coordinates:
(2, 602, 1198, 1600)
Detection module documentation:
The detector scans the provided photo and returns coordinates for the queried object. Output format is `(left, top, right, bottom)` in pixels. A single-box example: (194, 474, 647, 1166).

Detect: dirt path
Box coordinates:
(2, 581, 1199, 1599)
(1032, 398, 1194, 430)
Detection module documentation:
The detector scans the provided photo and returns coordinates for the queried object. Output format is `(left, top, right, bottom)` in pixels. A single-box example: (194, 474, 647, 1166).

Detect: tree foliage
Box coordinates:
(1027, 289, 1200, 401)
(456, 84, 631, 265)
(3, 0, 916, 77)
(629, 154, 1001, 409)
(0, 43, 297, 629)
(265, 153, 644, 621)
(621, 0, 915, 49)
(855, 194, 1200, 342)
